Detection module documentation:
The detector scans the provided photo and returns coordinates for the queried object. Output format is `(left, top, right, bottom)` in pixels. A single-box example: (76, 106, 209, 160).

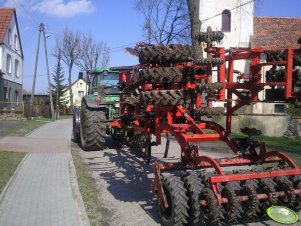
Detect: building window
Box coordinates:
(8, 28, 12, 46)
(6, 54, 12, 74)
(14, 91, 19, 106)
(78, 91, 84, 97)
(15, 59, 19, 77)
(4, 87, 8, 102)
(274, 104, 285, 113)
(14, 34, 18, 50)
(8, 88, 11, 102)
(221, 9, 231, 32)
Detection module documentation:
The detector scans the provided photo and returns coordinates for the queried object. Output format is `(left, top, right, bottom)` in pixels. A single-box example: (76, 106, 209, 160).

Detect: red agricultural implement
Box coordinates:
(75, 29, 301, 225)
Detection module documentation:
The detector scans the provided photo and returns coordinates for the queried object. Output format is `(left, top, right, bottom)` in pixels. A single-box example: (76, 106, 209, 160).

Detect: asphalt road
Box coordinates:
(76, 135, 301, 226)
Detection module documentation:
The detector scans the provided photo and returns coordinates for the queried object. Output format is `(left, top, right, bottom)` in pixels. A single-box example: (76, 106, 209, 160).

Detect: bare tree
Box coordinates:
(136, 0, 190, 44)
(186, 0, 202, 58)
(58, 28, 81, 109)
(77, 33, 110, 71)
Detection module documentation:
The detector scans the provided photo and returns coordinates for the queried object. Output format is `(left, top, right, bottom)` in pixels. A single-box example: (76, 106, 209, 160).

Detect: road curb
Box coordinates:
(0, 153, 28, 204)
(69, 152, 90, 226)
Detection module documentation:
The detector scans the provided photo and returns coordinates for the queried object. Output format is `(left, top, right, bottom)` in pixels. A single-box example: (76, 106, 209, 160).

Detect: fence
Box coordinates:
(0, 101, 24, 113)
(0, 100, 76, 118)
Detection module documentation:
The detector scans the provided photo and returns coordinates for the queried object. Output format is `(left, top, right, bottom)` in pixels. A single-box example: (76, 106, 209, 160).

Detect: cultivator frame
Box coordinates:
(107, 31, 301, 225)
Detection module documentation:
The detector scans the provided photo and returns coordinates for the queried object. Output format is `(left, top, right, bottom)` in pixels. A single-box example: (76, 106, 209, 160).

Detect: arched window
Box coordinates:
(8, 28, 12, 46)
(222, 10, 231, 32)
(14, 34, 18, 50)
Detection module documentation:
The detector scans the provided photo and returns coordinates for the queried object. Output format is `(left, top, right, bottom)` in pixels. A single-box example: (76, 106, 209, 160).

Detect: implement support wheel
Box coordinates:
(182, 174, 204, 226)
(159, 175, 189, 226)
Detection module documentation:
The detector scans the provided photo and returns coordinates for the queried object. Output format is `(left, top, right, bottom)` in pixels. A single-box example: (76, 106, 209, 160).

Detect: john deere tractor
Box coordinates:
(72, 68, 121, 151)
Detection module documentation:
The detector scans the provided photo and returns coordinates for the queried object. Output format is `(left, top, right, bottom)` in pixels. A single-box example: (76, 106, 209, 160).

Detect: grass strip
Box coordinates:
(233, 133, 301, 166)
(71, 147, 110, 226)
(0, 152, 25, 193)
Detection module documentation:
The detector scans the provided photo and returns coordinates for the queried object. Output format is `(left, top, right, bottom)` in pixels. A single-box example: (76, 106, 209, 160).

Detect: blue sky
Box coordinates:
(1, 0, 300, 93)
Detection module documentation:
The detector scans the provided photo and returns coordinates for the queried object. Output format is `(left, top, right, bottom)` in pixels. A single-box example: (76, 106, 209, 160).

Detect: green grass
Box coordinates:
(57, 115, 72, 120)
(259, 136, 301, 166)
(0, 119, 49, 138)
(233, 133, 301, 166)
(71, 148, 110, 226)
(0, 151, 26, 193)
(0, 119, 50, 194)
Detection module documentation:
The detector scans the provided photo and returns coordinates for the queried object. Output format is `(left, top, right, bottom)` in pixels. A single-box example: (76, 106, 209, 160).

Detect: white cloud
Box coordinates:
(3, 0, 96, 18)
(32, 0, 96, 18)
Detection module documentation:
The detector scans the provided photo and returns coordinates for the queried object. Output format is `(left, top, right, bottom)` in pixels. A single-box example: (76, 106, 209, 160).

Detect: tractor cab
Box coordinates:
(88, 68, 119, 95)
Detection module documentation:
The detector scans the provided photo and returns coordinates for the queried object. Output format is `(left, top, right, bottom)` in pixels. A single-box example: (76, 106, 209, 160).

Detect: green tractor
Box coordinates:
(72, 68, 122, 151)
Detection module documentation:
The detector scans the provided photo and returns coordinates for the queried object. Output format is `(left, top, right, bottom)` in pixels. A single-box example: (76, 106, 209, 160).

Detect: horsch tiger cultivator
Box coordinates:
(73, 29, 301, 225)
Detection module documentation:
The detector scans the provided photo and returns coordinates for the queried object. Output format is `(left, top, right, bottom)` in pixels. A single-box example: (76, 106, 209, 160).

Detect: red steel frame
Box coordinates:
(111, 46, 301, 208)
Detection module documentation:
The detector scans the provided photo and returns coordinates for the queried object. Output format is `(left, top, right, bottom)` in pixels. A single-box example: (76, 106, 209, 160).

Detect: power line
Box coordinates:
(202, 0, 255, 22)
(107, 0, 256, 54)
(12, 0, 38, 27)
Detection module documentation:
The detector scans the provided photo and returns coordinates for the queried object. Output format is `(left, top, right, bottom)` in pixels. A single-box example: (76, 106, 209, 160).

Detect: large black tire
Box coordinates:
(182, 174, 204, 226)
(80, 102, 106, 151)
(140, 90, 190, 106)
(139, 44, 194, 65)
(159, 175, 189, 226)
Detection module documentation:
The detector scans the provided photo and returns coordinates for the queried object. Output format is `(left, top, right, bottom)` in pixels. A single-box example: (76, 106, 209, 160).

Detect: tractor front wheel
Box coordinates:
(80, 102, 106, 151)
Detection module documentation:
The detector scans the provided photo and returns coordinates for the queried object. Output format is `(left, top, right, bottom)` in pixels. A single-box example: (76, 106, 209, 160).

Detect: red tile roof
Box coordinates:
(0, 8, 15, 43)
(253, 16, 301, 49)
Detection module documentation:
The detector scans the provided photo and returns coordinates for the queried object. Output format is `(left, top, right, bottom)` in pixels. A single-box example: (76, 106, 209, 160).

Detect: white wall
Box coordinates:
(2, 13, 23, 85)
(200, 0, 254, 75)
(199, 0, 254, 49)
(214, 115, 289, 136)
(199, 0, 280, 115)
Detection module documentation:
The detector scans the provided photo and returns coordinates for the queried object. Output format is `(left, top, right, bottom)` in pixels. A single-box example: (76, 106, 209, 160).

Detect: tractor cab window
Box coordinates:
(97, 72, 119, 93)
(90, 71, 119, 94)
(98, 72, 119, 86)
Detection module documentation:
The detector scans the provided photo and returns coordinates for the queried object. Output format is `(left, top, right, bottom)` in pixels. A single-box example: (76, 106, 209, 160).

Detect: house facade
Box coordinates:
(64, 73, 88, 107)
(0, 8, 23, 111)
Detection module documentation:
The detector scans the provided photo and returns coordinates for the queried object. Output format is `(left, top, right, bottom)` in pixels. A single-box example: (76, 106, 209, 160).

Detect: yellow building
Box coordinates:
(64, 73, 88, 107)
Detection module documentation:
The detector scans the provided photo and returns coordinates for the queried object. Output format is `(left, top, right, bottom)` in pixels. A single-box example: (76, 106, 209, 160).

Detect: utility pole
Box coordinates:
(30, 23, 42, 117)
(42, 24, 55, 119)
(30, 23, 55, 119)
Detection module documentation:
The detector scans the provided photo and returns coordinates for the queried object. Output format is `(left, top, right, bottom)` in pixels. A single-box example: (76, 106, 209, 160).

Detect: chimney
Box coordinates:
(78, 72, 83, 80)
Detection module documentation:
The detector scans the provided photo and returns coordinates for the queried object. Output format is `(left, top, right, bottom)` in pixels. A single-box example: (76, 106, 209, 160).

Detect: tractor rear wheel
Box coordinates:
(80, 102, 106, 151)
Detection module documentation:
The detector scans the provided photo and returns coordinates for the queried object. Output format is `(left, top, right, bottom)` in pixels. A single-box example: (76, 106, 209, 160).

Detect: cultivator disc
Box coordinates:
(156, 168, 301, 226)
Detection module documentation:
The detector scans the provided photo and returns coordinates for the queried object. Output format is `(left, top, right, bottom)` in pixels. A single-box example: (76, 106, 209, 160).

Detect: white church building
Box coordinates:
(198, 0, 301, 135)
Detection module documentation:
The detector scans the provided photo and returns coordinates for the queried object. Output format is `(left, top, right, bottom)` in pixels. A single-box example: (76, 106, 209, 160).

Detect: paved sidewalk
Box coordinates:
(0, 119, 89, 226)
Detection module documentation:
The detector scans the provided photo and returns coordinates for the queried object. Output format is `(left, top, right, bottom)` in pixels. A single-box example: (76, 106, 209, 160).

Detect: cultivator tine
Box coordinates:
(163, 133, 170, 158)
